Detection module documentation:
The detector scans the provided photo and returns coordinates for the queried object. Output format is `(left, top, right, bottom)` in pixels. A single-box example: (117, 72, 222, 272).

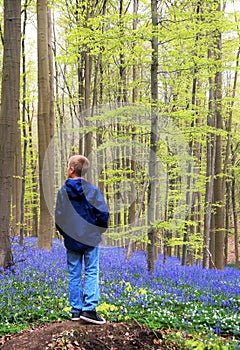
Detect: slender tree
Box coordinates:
(0, 0, 21, 267)
(203, 55, 216, 269)
(37, 0, 54, 250)
(212, 1, 224, 270)
(147, 0, 158, 272)
(19, 0, 31, 245)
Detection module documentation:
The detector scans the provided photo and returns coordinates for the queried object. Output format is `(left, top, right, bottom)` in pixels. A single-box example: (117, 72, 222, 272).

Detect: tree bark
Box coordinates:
(147, 0, 158, 272)
(12, 138, 22, 237)
(0, 0, 21, 267)
(231, 153, 239, 268)
(213, 7, 224, 270)
(19, 0, 29, 245)
(126, 0, 139, 259)
(203, 75, 216, 269)
(37, 0, 53, 251)
(223, 45, 240, 266)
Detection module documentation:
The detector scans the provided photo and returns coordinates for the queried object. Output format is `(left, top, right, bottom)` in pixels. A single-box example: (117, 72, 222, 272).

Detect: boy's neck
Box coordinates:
(69, 175, 82, 180)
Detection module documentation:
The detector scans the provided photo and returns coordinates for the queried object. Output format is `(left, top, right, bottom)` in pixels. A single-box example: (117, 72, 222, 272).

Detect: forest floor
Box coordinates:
(0, 319, 176, 350)
(0, 238, 239, 350)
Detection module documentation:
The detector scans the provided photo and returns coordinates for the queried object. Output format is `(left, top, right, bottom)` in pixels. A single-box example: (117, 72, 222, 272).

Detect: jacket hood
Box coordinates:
(65, 178, 85, 200)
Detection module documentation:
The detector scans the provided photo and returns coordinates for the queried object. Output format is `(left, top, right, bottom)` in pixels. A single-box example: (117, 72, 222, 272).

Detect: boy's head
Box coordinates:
(67, 155, 90, 178)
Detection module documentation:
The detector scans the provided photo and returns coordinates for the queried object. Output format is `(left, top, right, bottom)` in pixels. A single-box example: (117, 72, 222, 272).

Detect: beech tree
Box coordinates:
(212, 4, 224, 270)
(147, 0, 158, 272)
(202, 1, 225, 269)
(37, 0, 54, 250)
(0, 0, 22, 267)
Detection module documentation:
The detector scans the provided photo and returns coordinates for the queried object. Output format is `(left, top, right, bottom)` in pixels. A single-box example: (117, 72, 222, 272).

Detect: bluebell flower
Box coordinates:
(0, 238, 239, 342)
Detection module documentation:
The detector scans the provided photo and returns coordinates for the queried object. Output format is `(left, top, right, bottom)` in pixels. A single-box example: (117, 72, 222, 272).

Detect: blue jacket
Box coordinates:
(55, 178, 109, 250)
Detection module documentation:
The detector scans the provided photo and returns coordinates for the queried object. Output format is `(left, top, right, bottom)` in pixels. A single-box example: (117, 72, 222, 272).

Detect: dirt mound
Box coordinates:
(0, 320, 169, 350)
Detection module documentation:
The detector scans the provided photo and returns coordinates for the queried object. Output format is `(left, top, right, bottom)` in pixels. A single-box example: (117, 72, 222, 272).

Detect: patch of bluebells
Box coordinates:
(0, 237, 68, 332)
(99, 247, 240, 339)
(0, 238, 239, 346)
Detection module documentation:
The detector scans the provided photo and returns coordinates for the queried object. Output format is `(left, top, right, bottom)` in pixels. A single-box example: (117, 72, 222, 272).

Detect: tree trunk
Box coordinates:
(132, 0, 139, 103)
(213, 8, 224, 270)
(182, 2, 201, 266)
(118, 0, 128, 104)
(147, 0, 158, 272)
(203, 82, 216, 268)
(19, 0, 29, 245)
(12, 140, 22, 237)
(231, 156, 239, 268)
(126, 0, 139, 259)
(223, 46, 240, 266)
(27, 111, 39, 236)
(37, 0, 53, 251)
(0, 0, 21, 267)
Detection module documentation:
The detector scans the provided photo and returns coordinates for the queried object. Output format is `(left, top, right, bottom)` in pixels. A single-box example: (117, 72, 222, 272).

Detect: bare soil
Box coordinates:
(0, 320, 174, 350)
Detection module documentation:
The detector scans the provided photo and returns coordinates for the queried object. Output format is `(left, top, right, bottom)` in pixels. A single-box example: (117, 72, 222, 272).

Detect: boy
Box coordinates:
(55, 155, 109, 324)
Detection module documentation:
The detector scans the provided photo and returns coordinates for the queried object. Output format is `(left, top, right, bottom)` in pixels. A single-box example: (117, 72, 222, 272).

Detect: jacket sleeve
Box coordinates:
(95, 207, 109, 229)
(90, 188, 109, 230)
(55, 189, 66, 236)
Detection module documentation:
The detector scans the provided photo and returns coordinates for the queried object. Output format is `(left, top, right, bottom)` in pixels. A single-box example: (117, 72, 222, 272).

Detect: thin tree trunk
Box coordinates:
(19, 0, 29, 245)
(126, 0, 139, 258)
(202, 49, 216, 269)
(223, 45, 240, 266)
(126, 180, 148, 261)
(231, 146, 239, 268)
(117, 0, 128, 104)
(48, 7, 55, 140)
(132, 0, 139, 103)
(213, 8, 224, 270)
(224, 180, 230, 266)
(52, 16, 65, 186)
(147, 0, 158, 272)
(27, 109, 39, 236)
(12, 138, 22, 237)
(84, 5, 94, 182)
(182, 2, 201, 265)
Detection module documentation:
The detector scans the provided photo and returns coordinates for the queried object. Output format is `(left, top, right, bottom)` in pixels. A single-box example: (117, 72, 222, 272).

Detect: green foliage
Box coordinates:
(9, 0, 240, 267)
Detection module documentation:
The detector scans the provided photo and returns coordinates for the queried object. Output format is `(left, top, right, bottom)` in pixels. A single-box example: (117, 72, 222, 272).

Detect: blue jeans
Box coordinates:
(67, 246, 99, 313)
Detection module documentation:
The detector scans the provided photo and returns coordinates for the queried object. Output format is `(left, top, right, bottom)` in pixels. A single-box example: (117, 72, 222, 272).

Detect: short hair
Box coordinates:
(68, 155, 90, 177)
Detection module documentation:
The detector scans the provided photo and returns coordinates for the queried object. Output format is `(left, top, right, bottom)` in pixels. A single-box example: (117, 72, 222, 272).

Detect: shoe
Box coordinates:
(71, 311, 81, 321)
(80, 310, 106, 325)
